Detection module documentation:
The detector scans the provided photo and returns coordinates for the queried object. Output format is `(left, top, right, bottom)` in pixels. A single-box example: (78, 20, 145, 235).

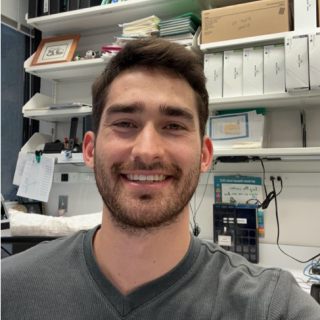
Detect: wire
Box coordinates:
(303, 263, 320, 281)
(272, 178, 320, 263)
(190, 161, 216, 237)
(257, 158, 267, 196)
(251, 157, 281, 210)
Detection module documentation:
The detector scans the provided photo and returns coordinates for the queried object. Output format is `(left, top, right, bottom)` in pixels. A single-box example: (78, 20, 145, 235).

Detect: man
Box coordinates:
(2, 39, 320, 319)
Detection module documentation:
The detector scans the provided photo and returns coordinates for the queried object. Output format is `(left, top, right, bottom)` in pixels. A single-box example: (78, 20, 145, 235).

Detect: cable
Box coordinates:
(303, 263, 320, 281)
(272, 178, 320, 263)
(191, 161, 216, 237)
(251, 157, 280, 210)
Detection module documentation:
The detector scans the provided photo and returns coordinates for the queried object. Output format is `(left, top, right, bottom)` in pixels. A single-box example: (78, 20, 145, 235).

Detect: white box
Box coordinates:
(223, 50, 243, 98)
(308, 32, 320, 90)
(294, 0, 317, 30)
(204, 52, 223, 98)
(264, 44, 286, 94)
(285, 35, 309, 91)
(243, 47, 264, 96)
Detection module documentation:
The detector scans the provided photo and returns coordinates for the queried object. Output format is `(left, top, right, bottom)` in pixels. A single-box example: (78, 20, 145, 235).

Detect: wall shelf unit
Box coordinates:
(24, 55, 111, 81)
(209, 91, 320, 111)
(213, 147, 320, 160)
(26, 0, 201, 36)
(201, 28, 320, 53)
(23, 107, 92, 123)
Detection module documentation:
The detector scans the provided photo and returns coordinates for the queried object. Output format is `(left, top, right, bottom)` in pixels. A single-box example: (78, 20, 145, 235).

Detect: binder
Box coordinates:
(38, 0, 50, 16)
(79, 0, 102, 8)
(50, 0, 65, 15)
(28, 0, 38, 19)
(69, 0, 80, 11)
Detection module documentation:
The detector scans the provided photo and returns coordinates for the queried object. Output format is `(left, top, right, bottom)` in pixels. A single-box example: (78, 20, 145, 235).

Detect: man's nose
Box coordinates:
(131, 124, 165, 163)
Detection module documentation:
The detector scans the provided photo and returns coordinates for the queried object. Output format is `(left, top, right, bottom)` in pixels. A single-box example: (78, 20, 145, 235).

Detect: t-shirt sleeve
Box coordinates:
(267, 269, 320, 320)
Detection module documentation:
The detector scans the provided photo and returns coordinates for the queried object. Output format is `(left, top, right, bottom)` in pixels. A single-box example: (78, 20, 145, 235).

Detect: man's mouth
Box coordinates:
(122, 174, 171, 183)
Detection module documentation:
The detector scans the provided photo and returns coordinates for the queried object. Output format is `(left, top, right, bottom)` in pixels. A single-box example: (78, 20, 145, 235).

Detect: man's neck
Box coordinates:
(93, 207, 191, 295)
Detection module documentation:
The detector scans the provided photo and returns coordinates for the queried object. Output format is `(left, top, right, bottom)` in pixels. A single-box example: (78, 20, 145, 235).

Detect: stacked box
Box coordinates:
(223, 50, 243, 98)
(264, 44, 286, 94)
(204, 53, 223, 98)
(309, 33, 320, 90)
(243, 47, 264, 96)
(285, 35, 309, 91)
(294, 0, 317, 30)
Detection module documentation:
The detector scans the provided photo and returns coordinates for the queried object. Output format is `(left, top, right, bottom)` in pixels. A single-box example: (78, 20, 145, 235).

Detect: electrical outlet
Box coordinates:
(80, 173, 95, 183)
(53, 173, 79, 183)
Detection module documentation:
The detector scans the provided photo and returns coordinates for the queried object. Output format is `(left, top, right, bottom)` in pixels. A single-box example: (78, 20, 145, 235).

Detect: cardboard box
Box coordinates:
(204, 53, 223, 98)
(243, 47, 264, 96)
(223, 50, 243, 98)
(294, 0, 317, 30)
(264, 44, 286, 94)
(309, 32, 320, 90)
(201, 0, 290, 44)
(285, 35, 309, 91)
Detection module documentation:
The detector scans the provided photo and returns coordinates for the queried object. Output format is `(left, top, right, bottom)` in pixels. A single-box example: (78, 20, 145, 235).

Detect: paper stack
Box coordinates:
(119, 15, 160, 38)
(207, 110, 266, 149)
(159, 13, 201, 47)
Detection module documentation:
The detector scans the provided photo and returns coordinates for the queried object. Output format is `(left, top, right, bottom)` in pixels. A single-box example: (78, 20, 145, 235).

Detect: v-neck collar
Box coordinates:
(83, 225, 201, 318)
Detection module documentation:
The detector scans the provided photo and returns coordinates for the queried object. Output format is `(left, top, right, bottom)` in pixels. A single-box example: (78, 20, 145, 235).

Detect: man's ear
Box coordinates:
(200, 136, 214, 173)
(83, 131, 95, 169)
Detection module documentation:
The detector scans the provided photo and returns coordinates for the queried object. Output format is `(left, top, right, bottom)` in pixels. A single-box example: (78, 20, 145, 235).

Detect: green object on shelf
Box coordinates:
(217, 108, 266, 116)
(173, 13, 201, 27)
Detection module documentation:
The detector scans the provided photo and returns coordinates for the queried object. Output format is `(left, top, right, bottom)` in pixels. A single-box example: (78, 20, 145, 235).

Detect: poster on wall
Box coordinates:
(214, 176, 263, 205)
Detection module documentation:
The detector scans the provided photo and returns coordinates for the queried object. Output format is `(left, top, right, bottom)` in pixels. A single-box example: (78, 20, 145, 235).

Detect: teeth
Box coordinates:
(125, 174, 167, 182)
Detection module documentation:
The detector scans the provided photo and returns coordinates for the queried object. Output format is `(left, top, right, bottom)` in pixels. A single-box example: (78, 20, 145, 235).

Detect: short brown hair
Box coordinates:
(92, 39, 208, 139)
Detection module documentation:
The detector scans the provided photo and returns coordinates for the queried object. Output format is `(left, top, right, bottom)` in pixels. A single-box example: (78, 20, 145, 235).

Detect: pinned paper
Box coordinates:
(17, 153, 54, 202)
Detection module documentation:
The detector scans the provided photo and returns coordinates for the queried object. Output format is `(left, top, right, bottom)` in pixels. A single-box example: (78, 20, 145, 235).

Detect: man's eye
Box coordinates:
(165, 124, 184, 130)
(114, 122, 134, 128)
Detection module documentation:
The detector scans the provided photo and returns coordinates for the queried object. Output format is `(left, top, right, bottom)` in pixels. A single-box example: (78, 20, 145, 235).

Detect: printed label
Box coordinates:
(237, 218, 247, 224)
(44, 0, 49, 13)
(218, 235, 231, 246)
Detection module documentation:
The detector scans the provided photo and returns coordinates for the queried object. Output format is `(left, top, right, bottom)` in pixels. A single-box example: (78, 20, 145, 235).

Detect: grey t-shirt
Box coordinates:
(2, 226, 320, 319)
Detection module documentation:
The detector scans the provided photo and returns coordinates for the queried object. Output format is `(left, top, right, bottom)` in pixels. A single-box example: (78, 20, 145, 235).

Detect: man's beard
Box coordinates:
(94, 153, 201, 235)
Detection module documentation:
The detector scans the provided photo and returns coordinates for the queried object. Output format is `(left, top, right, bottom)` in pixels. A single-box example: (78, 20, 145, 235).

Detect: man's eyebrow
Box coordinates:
(159, 105, 195, 122)
(105, 103, 144, 116)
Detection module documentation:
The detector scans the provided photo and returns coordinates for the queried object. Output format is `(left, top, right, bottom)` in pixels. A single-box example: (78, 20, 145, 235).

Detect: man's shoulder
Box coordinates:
(198, 239, 282, 284)
(1, 229, 88, 277)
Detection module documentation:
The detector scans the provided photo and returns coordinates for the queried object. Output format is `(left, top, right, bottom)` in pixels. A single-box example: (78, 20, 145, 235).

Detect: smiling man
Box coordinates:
(2, 39, 320, 319)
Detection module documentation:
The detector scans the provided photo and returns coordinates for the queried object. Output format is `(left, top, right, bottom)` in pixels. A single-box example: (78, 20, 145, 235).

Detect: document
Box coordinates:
(17, 153, 54, 202)
(13, 152, 28, 186)
(208, 110, 265, 149)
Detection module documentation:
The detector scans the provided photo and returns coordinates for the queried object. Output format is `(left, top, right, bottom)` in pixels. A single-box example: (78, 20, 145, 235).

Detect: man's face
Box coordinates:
(92, 68, 209, 233)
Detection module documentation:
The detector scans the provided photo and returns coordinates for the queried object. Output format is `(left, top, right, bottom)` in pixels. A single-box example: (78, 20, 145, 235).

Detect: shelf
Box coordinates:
(24, 55, 111, 81)
(213, 147, 320, 159)
(23, 107, 92, 122)
(209, 91, 320, 111)
(26, 0, 201, 36)
(201, 28, 320, 53)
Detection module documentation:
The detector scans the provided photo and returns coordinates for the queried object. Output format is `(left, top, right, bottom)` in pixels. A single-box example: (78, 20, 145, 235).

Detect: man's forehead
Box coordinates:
(104, 69, 198, 116)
